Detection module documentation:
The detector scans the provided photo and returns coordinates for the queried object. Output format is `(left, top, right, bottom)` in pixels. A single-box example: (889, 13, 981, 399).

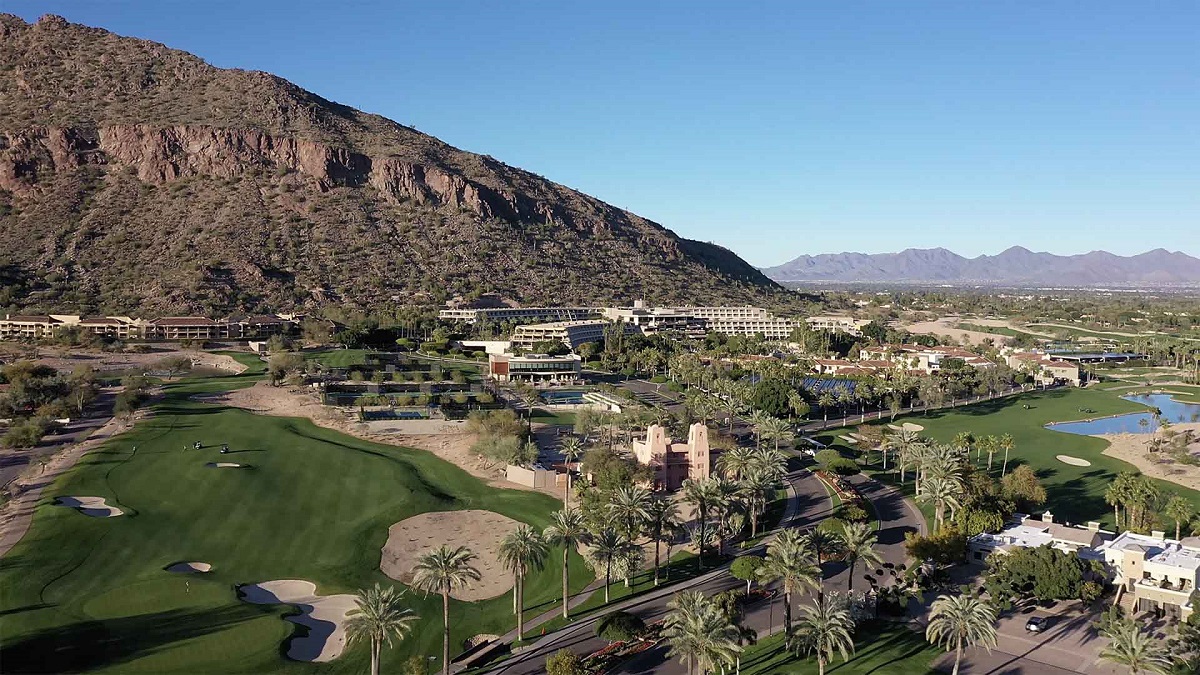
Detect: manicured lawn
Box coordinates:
(0, 361, 588, 673)
(304, 348, 374, 367)
(738, 621, 939, 674)
(841, 387, 1200, 530)
(529, 408, 577, 427)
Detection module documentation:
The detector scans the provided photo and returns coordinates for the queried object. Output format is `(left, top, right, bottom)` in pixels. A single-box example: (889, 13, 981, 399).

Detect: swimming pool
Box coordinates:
(361, 410, 427, 421)
(539, 390, 589, 405)
(1046, 393, 1200, 435)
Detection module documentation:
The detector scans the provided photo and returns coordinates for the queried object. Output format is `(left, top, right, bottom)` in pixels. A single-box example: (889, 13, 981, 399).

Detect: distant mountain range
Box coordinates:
(761, 247, 1200, 287)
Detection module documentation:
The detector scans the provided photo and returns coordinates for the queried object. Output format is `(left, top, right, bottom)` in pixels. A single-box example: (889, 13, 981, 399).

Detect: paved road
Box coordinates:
(482, 465, 926, 675)
(0, 387, 118, 488)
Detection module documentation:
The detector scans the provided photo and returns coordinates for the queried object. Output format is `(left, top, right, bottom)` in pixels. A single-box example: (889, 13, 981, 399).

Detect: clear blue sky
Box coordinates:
(9, 1, 1199, 265)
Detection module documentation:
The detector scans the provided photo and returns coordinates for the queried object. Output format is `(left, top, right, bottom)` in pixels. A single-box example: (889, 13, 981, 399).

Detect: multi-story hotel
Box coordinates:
(487, 353, 583, 383)
(0, 313, 296, 342)
(510, 320, 635, 351)
(439, 306, 598, 324)
(805, 316, 873, 336)
(1100, 530, 1200, 621)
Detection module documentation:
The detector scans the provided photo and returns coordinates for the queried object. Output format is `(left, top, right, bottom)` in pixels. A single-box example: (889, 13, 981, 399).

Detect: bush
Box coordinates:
(649, 375, 668, 384)
(842, 503, 870, 523)
(545, 649, 584, 675)
(2, 417, 48, 448)
(476, 391, 494, 404)
(731, 555, 764, 591)
(814, 449, 842, 468)
(595, 611, 644, 642)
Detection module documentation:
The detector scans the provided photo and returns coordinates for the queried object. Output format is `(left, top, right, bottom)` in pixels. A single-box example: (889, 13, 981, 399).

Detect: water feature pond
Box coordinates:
(1047, 393, 1200, 435)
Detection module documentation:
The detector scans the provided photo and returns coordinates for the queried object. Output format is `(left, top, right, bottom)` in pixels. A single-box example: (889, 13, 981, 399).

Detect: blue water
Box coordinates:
(1047, 393, 1200, 435)
(540, 390, 588, 404)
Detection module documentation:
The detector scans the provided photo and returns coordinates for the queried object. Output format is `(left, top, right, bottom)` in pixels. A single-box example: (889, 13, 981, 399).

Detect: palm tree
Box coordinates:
(718, 446, 758, 481)
(559, 436, 585, 507)
(345, 584, 418, 675)
(1167, 494, 1194, 540)
(412, 545, 481, 675)
(747, 410, 773, 449)
(998, 434, 1015, 476)
(840, 521, 883, 591)
(739, 468, 775, 538)
(544, 508, 587, 619)
(758, 530, 820, 642)
(499, 525, 548, 639)
(919, 474, 965, 531)
(792, 596, 855, 675)
(925, 594, 998, 675)
(645, 497, 680, 586)
(1099, 620, 1172, 675)
(818, 392, 835, 422)
(759, 416, 794, 454)
(609, 484, 652, 543)
(888, 429, 921, 482)
(682, 478, 723, 571)
(587, 529, 631, 603)
(662, 591, 742, 675)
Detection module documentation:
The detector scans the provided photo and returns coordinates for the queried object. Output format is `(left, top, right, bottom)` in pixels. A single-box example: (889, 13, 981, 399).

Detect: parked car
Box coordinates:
(1025, 616, 1050, 632)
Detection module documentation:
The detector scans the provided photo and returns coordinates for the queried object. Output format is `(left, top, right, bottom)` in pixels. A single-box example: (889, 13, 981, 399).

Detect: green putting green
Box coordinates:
(848, 387, 1200, 530)
(0, 356, 587, 673)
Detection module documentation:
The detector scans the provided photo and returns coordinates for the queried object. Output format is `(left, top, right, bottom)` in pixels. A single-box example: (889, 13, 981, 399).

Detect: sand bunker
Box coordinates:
(205, 462, 247, 468)
(239, 580, 357, 662)
(166, 562, 212, 573)
(1056, 455, 1092, 467)
(55, 496, 124, 518)
(381, 510, 522, 601)
(887, 422, 925, 432)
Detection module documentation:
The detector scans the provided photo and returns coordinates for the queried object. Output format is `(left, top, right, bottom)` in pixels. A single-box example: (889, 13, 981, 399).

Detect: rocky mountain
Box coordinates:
(763, 246, 1200, 287)
(0, 14, 783, 316)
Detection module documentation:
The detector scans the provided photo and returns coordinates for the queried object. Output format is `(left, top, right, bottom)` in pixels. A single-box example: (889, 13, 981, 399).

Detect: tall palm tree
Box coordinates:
(840, 521, 883, 591)
(919, 474, 965, 531)
(758, 530, 820, 642)
(662, 591, 742, 675)
(345, 584, 418, 675)
(817, 392, 835, 422)
(559, 436, 585, 507)
(718, 446, 758, 481)
(1099, 619, 1172, 675)
(1166, 494, 1194, 540)
(682, 478, 723, 571)
(609, 484, 652, 543)
(587, 529, 631, 603)
(799, 528, 841, 600)
(747, 410, 773, 449)
(412, 545, 481, 675)
(544, 508, 587, 619)
(499, 525, 549, 639)
(792, 596, 855, 675)
(645, 497, 680, 586)
(739, 468, 775, 538)
(925, 594, 998, 675)
(888, 429, 921, 482)
(998, 434, 1015, 476)
(758, 416, 794, 454)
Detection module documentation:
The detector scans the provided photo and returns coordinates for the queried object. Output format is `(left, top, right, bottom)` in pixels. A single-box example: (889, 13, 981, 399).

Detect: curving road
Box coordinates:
(479, 467, 924, 675)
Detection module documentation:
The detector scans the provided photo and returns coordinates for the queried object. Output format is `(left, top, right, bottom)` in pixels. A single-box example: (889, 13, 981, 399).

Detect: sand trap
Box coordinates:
(205, 462, 247, 468)
(166, 562, 212, 573)
(1056, 455, 1092, 467)
(239, 580, 357, 662)
(381, 510, 522, 601)
(886, 422, 926, 432)
(55, 496, 124, 518)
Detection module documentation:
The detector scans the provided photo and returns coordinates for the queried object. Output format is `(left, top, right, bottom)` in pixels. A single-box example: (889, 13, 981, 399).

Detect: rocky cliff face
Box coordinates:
(0, 14, 778, 314)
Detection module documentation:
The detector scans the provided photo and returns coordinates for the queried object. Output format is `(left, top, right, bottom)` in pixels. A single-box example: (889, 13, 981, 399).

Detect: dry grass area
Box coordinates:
(900, 316, 1011, 345)
(1101, 423, 1200, 491)
(380, 510, 521, 601)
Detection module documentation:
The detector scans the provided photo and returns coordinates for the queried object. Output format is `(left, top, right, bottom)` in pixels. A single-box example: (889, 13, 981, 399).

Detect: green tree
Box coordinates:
(758, 530, 820, 642)
(595, 610, 645, 642)
(411, 546, 481, 675)
(545, 649, 584, 675)
(559, 436, 585, 507)
(499, 525, 549, 640)
(587, 529, 632, 603)
(841, 521, 884, 591)
(925, 594, 998, 675)
(682, 478, 724, 570)
(1000, 464, 1047, 512)
(920, 474, 965, 531)
(1099, 619, 1172, 675)
(544, 508, 588, 619)
(750, 379, 792, 418)
(645, 497, 680, 586)
(792, 596, 855, 675)
(983, 545, 1090, 609)
(1166, 494, 1194, 540)
(662, 591, 741, 675)
(345, 584, 418, 675)
(730, 555, 764, 593)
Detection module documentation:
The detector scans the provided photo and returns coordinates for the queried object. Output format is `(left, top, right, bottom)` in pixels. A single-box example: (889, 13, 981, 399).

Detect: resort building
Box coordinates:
(631, 423, 714, 491)
(805, 316, 873, 336)
(439, 306, 598, 324)
(1005, 351, 1082, 386)
(860, 344, 995, 374)
(682, 306, 799, 338)
(0, 314, 148, 340)
(967, 512, 1112, 565)
(511, 320, 633, 351)
(600, 305, 702, 336)
(1100, 530, 1200, 621)
(487, 353, 582, 383)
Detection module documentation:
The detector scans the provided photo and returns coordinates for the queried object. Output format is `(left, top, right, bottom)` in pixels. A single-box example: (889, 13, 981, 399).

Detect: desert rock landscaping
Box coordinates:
(381, 509, 523, 601)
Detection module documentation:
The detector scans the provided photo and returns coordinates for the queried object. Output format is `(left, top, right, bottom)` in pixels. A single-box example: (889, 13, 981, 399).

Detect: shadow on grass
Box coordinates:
(0, 605, 261, 673)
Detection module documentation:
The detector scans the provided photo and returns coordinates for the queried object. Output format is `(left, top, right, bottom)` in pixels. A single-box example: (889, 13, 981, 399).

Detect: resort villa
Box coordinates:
(1100, 531, 1200, 621)
(967, 512, 1113, 565)
(631, 423, 714, 491)
(487, 353, 583, 383)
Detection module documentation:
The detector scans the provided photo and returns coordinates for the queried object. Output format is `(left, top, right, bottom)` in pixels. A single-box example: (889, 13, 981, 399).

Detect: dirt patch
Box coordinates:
(55, 495, 124, 517)
(380, 510, 521, 601)
(900, 317, 1013, 346)
(238, 580, 356, 662)
(1101, 423, 1200, 491)
(15, 346, 249, 375)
